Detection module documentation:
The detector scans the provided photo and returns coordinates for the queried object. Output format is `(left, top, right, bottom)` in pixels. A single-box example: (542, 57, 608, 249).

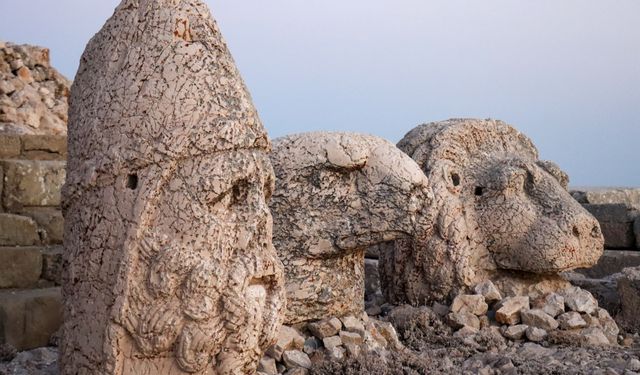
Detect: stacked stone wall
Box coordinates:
(0, 133, 65, 351)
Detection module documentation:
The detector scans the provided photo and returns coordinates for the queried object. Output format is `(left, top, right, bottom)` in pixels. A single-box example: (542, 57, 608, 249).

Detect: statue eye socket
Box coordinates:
(474, 186, 485, 196)
(231, 180, 249, 206)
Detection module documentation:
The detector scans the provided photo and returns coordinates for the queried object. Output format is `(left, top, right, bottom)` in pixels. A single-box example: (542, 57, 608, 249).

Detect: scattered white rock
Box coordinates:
(562, 286, 598, 314)
(451, 294, 489, 316)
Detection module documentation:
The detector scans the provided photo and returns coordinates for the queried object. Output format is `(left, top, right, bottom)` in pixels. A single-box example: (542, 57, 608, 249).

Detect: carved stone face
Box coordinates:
(469, 157, 603, 273)
(119, 150, 283, 374)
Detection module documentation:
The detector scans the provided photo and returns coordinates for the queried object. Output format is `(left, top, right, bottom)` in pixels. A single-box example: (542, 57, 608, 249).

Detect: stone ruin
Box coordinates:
(269, 132, 431, 323)
(0, 42, 68, 355)
(61, 0, 284, 373)
(1, 1, 638, 374)
(0, 41, 69, 135)
(380, 119, 605, 305)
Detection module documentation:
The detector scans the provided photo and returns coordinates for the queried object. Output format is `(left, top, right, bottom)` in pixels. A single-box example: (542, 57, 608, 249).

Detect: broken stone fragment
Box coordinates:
(474, 280, 503, 303)
(562, 286, 598, 314)
(447, 311, 481, 330)
(267, 325, 305, 361)
(533, 293, 565, 318)
(520, 309, 559, 331)
(450, 294, 489, 316)
(321, 336, 342, 350)
(580, 327, 611, 346)
(525, 327, 547, 342)
(308, 317, 342, 339)
(257, 356, 277, 375)
(339, 331, 363, 346)
(501, 324, 528, 340)
(495, 296, 530, 325)
(340, 315, 365, 336)
(282, 350, 312, 370)
(557, 312, 588, 330)
(454, 326, 479, 338)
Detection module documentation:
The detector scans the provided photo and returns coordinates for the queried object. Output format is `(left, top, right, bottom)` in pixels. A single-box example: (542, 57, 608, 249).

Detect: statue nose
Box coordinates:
(571, 216, 602, 240)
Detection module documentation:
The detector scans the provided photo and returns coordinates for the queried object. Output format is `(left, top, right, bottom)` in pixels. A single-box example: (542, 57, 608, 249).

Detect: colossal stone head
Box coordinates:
(61, 1, 284, 374)
(381, 119, 604, 304)
(270, 132, 432, 323)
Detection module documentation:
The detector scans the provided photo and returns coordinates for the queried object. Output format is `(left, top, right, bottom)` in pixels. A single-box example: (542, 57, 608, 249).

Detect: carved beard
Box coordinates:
(120, 218, 280, 374)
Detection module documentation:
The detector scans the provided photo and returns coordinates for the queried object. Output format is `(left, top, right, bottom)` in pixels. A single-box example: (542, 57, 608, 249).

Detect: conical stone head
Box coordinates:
(61, 1, 285, 374)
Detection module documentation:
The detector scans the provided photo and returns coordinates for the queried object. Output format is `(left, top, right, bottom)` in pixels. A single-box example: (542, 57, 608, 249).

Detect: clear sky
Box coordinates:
(1, 0, 639, 186)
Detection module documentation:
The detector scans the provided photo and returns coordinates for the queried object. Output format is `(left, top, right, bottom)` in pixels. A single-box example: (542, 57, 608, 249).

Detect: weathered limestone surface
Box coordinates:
(381, 119, 604, 305)
(1, 160, 65, 210)
(0, 42, 69, 135)
(270, 132, 431, 323)
(0, 213, 40, 246)
(61, 1, 284, 374)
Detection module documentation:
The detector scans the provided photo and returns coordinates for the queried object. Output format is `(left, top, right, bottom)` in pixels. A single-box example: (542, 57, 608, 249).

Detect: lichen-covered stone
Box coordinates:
(270, 132, 431, 323)
(381, 119, 604, 304)
(60, 1, 284, 373)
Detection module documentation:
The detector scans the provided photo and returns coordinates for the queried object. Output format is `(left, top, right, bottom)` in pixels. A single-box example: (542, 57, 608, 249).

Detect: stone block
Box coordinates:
(0, 247, 42, 288)
(0, 288, 62, 351)
(583, 204, 638, 249)
(0, 213, 40, 246)
(40, 246, 62, 285)
(617, 266, 640, 333)
(19, 207, 63, 244)
(571, 187, 640, 206)
(0, 135, 20, 159)
(577, 250, 640, 279)
(1, 160, 65, 210)
(20, 135, 67, 160)
(635, 217, 640, 250)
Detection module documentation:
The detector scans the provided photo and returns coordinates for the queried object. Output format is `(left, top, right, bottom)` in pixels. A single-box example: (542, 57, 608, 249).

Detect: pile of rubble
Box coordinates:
(258, 314, 402, 375)
(444, 281, 620, 346)
(0, 41, 69, 135)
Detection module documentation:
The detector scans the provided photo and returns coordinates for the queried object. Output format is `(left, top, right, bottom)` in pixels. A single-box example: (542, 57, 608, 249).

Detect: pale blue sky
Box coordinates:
(1, 0, 639, 186)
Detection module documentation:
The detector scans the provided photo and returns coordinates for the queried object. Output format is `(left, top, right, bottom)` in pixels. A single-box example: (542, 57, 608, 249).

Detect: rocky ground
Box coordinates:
(3, 283, 640, 375)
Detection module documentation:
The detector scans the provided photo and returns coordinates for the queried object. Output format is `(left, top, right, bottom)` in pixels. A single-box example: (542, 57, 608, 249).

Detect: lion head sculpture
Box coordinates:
(380, 119, 604, 305)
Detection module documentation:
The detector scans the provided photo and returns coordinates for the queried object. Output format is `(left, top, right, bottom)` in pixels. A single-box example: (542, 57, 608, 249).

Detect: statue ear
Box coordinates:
(324, 138, 368, 171)
(537, 160, 569, 190)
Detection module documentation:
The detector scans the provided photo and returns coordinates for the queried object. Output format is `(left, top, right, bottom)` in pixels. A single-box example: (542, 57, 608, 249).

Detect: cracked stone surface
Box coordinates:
(61, 0, 284, 374)
(270, 132, 432, 323)
(381, 119, 605, 305)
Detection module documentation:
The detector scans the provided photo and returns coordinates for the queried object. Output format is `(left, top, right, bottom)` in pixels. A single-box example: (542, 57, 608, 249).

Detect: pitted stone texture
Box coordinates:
(270, 132, 431, 323)
(60, 1, 285, 374)
(0, 43, 69, 135)
(382, 119, 604, 305)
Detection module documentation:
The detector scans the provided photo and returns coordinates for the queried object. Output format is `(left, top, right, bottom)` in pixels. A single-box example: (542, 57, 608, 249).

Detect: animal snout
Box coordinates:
(570, 214, 602, 241)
